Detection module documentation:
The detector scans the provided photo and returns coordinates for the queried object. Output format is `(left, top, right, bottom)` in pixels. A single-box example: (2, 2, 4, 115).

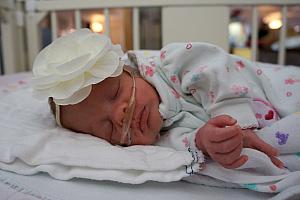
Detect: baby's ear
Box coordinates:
(48, 97, 56, 116)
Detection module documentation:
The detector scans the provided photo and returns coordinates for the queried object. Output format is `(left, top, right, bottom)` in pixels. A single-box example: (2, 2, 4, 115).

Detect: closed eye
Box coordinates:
(114, 79, 120, 99)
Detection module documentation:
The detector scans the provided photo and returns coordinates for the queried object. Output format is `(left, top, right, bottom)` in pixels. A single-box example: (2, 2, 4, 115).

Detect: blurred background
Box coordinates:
(37, 8, 161, 53)
(229, 6, 300, 66)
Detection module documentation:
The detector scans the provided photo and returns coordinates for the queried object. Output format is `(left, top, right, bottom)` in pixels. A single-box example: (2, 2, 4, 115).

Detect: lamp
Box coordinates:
(263, 12, 282, 30)
(90, 14, 105, 33)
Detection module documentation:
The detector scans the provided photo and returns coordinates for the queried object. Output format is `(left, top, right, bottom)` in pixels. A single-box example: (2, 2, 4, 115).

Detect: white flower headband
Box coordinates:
(32, 29, 124, 126)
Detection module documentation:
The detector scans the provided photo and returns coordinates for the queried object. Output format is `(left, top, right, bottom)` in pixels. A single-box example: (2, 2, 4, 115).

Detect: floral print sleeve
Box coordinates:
(160, 42, 259, 129)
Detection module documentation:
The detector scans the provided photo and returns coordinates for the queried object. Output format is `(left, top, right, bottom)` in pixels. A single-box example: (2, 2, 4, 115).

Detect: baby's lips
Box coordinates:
(130, 119, 141, 132)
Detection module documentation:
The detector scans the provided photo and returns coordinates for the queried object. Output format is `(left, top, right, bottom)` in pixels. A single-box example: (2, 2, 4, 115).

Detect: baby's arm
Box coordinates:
(160, 42, 259, 129)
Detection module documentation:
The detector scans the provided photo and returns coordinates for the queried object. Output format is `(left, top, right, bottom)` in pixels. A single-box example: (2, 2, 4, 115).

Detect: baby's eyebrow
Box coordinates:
(97, 79, 117, 98)
(111, 76, 122, 95)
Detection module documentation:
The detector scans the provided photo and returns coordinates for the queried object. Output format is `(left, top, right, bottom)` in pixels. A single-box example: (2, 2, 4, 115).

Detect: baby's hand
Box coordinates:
(242, 129, 284, 169)
(195, 115, 248, 169)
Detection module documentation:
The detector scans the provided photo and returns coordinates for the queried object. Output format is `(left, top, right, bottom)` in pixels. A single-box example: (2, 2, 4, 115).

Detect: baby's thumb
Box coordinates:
(209, 115, 237, 127)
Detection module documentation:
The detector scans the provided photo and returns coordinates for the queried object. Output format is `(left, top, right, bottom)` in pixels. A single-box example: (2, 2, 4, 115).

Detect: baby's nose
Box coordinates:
(111, 102, 127, 126)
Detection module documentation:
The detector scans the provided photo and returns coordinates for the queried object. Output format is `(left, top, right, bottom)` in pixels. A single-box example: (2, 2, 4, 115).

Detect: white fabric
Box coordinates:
(0, 87, 202, 184)
(0, 169, 275, 200)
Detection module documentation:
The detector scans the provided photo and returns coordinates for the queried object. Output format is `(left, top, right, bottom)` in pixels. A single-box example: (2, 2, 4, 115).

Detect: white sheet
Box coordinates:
(0, 169, 275, 200)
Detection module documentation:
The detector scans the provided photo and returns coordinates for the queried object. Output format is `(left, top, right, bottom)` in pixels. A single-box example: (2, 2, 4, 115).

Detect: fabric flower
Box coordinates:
(31, 29, 124, 105)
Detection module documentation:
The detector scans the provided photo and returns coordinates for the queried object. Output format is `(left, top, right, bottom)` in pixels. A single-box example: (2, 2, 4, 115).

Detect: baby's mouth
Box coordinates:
(131, 105, 148, 134)
(140, 106, 149, 133)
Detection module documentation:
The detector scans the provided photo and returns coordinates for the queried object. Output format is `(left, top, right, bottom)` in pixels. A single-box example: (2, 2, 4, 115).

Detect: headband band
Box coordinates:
(55, 104, 62, 127)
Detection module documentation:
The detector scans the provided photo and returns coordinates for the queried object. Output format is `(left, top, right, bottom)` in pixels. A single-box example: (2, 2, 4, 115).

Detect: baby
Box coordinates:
(32, 29, 300, 169)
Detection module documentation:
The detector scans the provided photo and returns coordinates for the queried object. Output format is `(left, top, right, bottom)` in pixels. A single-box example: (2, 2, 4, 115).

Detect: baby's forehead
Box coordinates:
(89, 80, 115, 101)
(75, 70, 128, 108)
(63, 74, 124, 125)
(92, 74, 121, 91)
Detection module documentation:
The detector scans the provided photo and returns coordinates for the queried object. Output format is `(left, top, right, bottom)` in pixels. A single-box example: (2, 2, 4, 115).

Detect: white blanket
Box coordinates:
(1, 83, 300, 198)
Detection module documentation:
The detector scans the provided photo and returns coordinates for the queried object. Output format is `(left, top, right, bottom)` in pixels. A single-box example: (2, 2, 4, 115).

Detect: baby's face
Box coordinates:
(61, 70, 163, 146)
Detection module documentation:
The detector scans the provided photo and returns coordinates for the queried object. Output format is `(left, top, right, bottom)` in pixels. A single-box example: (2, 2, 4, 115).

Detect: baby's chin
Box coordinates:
(130, 116, 162, 145)
(131, 130, 160, 145)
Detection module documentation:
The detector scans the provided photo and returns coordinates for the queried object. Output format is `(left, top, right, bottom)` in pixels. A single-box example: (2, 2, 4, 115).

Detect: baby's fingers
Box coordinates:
(213, 143, 243, 166)
(270, 156, 284, 169)
(209, 125, 242, 142)
(252, 136, 278, 157)
(249, 136, 284, 169)
(208, 115, 237, 128)
(222, 155, 248, 169)
(213, 134, 243, 154)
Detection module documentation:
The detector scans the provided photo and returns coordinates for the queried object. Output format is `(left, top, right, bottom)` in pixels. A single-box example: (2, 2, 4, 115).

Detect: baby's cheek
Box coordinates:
(130, 127, 157, 145)
(150, 104, 163, 129)
(136, 134, 158, 145)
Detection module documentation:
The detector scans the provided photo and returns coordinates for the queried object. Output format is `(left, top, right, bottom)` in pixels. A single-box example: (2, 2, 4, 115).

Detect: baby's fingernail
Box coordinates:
(280, 162, 285, 168)
(230, 118, 237, 124)
(279, 164, 284, 169)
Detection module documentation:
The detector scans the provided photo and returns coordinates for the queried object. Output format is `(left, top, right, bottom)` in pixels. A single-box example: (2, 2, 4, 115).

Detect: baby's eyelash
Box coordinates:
(114, 79, 120, 99)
